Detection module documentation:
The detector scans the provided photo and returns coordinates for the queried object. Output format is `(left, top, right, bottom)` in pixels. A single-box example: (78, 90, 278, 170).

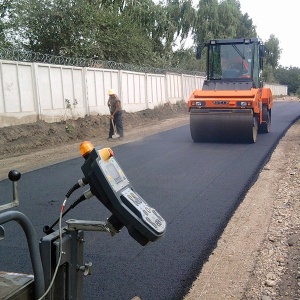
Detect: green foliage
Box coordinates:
(264, 35, 281, 69)
(262, 64, 277, 83)
(65, 123, 75, 133)
(171, 47, 199, 71)
(193, 0, 257, 43)
(236, 12, 257, 38)
(64, 98, 78, 133)
(194, 0, 219, 44)
(275, 67, 300, 95)
(0, 0, 14, 47)
(218, 0, 240, 38)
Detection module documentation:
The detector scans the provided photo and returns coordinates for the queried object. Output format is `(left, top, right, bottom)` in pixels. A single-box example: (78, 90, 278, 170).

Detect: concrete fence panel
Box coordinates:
(166, 73, 183, 103)
(182, 75, 206, 102)
(37, 64, 87, 122)
(264, 83, 288, 97)
(86, 68, 119, 116)
(120, 71, 147, 112)
(37, 65, 53, 111)
(18, 63, 36, 113)
(146, 74, 166, 109)
(0, 61, 37, 126)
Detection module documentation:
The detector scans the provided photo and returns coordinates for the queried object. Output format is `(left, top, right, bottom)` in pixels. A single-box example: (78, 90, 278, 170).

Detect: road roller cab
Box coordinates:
(188, 38, 273, 143)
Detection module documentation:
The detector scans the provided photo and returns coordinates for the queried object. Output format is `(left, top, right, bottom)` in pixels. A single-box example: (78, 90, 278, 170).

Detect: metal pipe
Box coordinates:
(0, 210, 45, 299)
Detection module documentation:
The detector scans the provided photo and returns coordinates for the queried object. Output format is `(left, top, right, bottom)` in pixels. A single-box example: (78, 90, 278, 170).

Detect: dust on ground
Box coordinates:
(0, 100, 299, 300)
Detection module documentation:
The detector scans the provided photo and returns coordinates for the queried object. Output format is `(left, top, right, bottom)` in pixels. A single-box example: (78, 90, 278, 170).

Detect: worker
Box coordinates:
(222, 54, 250, 78)
(232, 57, 250, 78)
(107, 89, 123, 140)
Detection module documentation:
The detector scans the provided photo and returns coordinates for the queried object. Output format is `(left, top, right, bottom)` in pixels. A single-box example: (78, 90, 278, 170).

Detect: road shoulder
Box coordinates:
(184, 121, 300, 299)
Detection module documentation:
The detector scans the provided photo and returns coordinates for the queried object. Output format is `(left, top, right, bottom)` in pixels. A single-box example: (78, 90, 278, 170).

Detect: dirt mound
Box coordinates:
(0, 102, 187, 160)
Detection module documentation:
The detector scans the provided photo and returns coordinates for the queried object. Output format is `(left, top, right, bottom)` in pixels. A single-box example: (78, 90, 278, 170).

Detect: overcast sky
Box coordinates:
(238, 0, 299, 68)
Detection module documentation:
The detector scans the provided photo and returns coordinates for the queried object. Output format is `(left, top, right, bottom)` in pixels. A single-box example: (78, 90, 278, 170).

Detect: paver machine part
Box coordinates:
(188, 38, 273, 143)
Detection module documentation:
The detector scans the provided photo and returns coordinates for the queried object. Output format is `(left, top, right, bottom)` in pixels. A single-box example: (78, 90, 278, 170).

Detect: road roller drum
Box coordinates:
(190, 109, 257, 143)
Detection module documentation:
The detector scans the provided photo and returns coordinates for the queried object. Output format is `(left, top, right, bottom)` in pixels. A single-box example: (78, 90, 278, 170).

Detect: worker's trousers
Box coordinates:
(109, 111, 123, 138)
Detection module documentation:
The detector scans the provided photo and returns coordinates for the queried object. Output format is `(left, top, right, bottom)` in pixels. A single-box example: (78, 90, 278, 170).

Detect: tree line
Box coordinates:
(0, 0, 299, 95)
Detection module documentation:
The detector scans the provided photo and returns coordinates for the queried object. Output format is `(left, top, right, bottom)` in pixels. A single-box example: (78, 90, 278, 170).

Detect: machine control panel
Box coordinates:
(98, 155, 129, 193)
(121, 188, 165, 234)
(80, 144, 166, 245)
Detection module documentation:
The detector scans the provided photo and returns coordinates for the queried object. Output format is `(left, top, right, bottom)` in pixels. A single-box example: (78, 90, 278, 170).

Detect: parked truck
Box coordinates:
(188, 38, 273, 143)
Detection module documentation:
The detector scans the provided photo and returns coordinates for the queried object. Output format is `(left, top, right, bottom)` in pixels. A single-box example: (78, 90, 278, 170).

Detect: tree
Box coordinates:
(262, 63, 277, 84)
(264, 34, 281, 69)
(171, 47, 202, 72)
(194, 0, 219, 44)
(149, 0, 195, 64)
(192, 0, 257, 44)
(4, 0, 163, 65)
(217, 0, 240, 38)
(275, 67, 300, 95)
(3, 0, 198, 67)
(261, 34, 282, 84)
(236, 12, 257, 38)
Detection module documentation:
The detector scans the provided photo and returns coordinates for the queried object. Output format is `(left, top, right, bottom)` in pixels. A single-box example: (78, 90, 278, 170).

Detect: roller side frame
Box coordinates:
(258, 105, 271, 134)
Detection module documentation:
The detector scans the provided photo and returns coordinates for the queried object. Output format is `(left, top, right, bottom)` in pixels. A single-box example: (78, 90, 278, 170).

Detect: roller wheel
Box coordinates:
(190, 116, 203, 142)
(259, 106, 271, 134)
(190, 109, 258, 143)
(242, 114, 258, 143)
(251, 115, 258, 143)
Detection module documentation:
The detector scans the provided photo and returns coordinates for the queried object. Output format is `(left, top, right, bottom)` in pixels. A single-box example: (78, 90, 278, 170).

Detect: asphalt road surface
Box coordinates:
(1, 101, 300, 300)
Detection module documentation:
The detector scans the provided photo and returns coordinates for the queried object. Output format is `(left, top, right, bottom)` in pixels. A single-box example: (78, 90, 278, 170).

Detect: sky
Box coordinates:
(238, 0, 299, 68)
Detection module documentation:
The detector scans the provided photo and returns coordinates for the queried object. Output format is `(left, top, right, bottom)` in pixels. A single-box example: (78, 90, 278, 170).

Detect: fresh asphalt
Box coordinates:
(1, 101, 300, 300)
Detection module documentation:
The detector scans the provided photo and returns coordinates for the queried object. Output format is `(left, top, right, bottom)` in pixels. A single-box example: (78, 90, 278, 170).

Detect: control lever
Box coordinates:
(0, 170, 21, 212)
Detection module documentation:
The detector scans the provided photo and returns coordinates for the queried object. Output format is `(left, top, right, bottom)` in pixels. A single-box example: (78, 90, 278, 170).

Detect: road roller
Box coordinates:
(188, 38, 273, 143)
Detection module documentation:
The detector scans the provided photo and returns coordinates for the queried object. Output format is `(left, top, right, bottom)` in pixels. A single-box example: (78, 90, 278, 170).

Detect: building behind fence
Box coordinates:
(0, 59, 287, 128)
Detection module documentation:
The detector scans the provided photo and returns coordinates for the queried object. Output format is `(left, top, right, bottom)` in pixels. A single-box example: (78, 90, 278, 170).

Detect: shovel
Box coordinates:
(111, 119, 120, 139)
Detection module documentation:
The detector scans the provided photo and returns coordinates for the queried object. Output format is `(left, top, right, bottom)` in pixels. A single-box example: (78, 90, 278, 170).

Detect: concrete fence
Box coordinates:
(263, 83, 288, 97)
(0, 59, 287, 128)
